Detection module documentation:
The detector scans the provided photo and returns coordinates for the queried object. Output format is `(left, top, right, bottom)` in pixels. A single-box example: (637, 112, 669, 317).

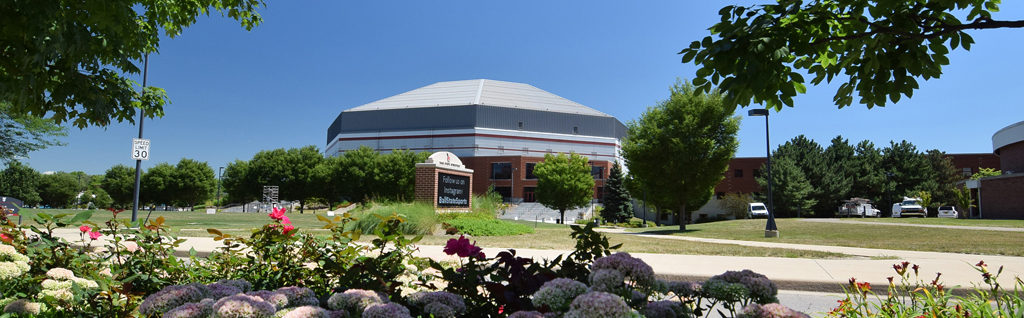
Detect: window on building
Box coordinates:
(962, 167, 973, 177)
(753, 169, 761, 178)
(491, 162, 512, 179)
(591, 165, 605, 180)
(523, 187, 537, 202)
(572, 126, 579, 134)
(493, 186, 512, 202)
(518, 121, 524, 129)
(525, 163, 538, 179)
(734, 169, 743, 178)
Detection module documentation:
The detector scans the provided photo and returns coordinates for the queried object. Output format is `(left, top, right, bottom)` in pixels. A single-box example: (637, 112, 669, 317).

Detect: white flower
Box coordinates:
(41, 279, 74, 290)
(72, 277, 98, 289)
(46, 268, 76, 280)
(40, 288, 74, 302)
(0, 261, 30, 280)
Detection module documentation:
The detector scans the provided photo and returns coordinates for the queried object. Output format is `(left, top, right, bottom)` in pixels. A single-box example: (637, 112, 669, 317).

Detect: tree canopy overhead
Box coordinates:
(0, 0, 265, 128)
(680, 0, 1023, 110)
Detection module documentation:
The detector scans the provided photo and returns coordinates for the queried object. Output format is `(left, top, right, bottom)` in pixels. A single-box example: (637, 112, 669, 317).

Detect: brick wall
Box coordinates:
(462, 155, 611, 200)
(997, 141, 1024, 173)
(979, 174, 1024, 219)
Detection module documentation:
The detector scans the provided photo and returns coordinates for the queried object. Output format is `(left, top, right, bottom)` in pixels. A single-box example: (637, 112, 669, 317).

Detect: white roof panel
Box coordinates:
(345, 79, 610, 117)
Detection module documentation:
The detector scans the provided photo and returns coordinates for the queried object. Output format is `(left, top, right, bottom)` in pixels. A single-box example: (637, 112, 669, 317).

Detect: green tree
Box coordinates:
(222, 160, 258, 206)
(174, 158, 216, 210)
(915, 190, 934, 214)
(621, 80, 740, 230)
(81, 188, 113, 209)
(534, 153, 595, 224)
(850, 140, 886, 205)
(971, 167, 1002, 179)
(924, 149, 961, 206)
(756, 156, 815, 217)
(37, 172, 79, 208)
(773, 135, 826, 217)
(369, 150, 430, 202)
(0, 103, 67, 162)
(953, 185, 975, 219)
(680, 1, 1024, 110)
(816, 136, 856, 216)
(881, 141, 934, 206)
(1, 0, 265, 128)
(601, 162, 632, 223)
(721, 192, 754, 219)
(247, 146, 325, 212)
(0, 161, 42, 206)
(101, 165, 136, 208)
(142, 163, 176, 206)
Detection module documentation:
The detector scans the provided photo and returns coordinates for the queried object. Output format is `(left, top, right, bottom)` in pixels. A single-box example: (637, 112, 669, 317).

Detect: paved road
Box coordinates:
(800, 218, 1024, 232)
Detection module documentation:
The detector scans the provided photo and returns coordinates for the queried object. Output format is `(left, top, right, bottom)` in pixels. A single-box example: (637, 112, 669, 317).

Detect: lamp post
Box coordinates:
(748, 109, 778, 238)
(217, 166, 224, 210)
(131, 54, 149, 224)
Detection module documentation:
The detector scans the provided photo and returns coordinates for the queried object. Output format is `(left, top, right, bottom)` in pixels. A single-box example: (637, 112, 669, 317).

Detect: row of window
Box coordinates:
(731, 169, 761, 178)
(491, 186, 605, 203)
(491, 162, 606, 180)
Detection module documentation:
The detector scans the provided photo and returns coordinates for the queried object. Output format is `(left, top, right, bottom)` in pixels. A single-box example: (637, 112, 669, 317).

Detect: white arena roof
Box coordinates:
(345, 79, 611, 117)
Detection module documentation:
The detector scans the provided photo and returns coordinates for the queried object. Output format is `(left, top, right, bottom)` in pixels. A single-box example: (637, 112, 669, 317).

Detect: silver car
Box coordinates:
(937, 206, 959, 218)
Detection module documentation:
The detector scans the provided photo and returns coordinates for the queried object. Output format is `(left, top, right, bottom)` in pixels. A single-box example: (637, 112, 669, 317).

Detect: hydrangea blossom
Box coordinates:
(408, 291, 466, 317)
(279, 305, 329, 318)
(326, 289, 387, 313)
(206, 283, 243, 299)
(139, 284, 209, 316)
(507, 311, 545, 318)
(563, 291, 633, 318)
(39, 288, 74, 302)
(665, 281, 702, 299)
(217, 279, 253, 293)
(248, 290, 290, 309)
(705, 270, 778, 304)
(3, 299, 42, 315)
(737, 303, 810, 318)
(362, 303, 411, 318)
(163, 299, 215, 318)
(643, 300, 687, 318)
(589, 269, 626, 293)
(45, 268, 75, 280)
(531, 278, 588, 312)
(276, 286, 320, 307)
(590, 252, 656, 290)
(41, 279, 73, 290)
(212, 294, 276, 318)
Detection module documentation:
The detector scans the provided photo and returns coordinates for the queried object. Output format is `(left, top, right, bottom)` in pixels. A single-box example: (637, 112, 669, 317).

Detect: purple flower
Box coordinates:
(737, 303, 810, 318)
(277, 286, 320, 307)
(3, 299, 42, 315)
(706, 270, 779, 304)
(666, 281, 702, 299)
(247, 290, 289, 309)
(563, 291, 632, 318)
(205, 283, 243, 299)
(280, 305, 329, 318)
(643, 300, 687, 318)
(591, 252, 656, 289)
(532, 278, 589, 312)
(362, 303, 411, 318)
(443, 235, 484, 258)
(216, 279, 253, 293)
(139, 284, 208, 316)
(162, 300, 214, 318)
(589, 269, 626, 293)
(212, 294, 276, 318)
(508, 311, 545, 318)
(408, 291, 465, 316)
(326, 289, 387, 314)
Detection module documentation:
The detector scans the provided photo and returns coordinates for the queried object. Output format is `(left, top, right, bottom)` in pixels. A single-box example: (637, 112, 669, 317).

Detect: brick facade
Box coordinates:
(997, 141, 1024, 173)
(462, 155, 611, 202)
(978, 174, 1024, 219)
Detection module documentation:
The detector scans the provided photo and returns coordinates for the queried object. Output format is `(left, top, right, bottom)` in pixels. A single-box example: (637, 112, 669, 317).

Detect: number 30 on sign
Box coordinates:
(132, 138, 151, 160)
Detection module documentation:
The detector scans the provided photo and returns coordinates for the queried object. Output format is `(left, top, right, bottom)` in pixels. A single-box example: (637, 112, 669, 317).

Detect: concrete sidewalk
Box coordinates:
(47, 228, 1023, 294)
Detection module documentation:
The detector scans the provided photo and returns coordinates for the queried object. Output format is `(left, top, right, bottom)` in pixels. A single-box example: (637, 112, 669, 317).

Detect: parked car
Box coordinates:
(937, 206, 959, 218)
(748, 202, 769, 218)
(892, 197, 927, 218)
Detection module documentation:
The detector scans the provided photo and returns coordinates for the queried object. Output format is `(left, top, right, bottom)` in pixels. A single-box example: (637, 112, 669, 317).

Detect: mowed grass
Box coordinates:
(824, 217, 1024, 228)
(17, 209, 847, 258)
(629, 219, 1024, 256)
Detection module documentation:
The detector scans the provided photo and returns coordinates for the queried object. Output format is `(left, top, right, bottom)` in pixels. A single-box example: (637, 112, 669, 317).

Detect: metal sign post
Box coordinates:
(131, 54, 149, 224)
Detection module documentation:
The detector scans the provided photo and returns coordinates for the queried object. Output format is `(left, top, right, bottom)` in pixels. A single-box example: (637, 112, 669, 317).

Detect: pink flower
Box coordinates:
(79, 225, 91, 233)
(444, 235, 483, 258)
(281, 215, 291, 225)
(89, 230, 102, 240)
(0, 233, 11, 243)
(268, 206, 286, 221)
(282, 225, 295, 235)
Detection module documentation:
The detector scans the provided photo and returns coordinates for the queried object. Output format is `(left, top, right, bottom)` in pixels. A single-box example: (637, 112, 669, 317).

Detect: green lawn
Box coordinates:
(16, 209, 846, 259)
(629, 219, 1024, 256)
(821, 217, 1024, 228)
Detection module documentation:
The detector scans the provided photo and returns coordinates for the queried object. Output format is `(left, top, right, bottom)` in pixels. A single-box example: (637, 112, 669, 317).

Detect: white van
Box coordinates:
(748, 202, 769, 218)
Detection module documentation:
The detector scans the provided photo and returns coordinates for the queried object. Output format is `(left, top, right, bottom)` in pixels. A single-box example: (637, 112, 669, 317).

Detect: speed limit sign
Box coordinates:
(132, 138, 151, 160)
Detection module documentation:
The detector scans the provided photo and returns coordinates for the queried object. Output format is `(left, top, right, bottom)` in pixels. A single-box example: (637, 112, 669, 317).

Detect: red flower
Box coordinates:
(857, 282, 871, 291)
(88, 230, 102, 240)
(281, 215, 291, 225)
(912, 264, 920, 274)
(282, 225, 296, 235)
(79, 225, 91, 233)
(0, 233, 11, 243)
(887, 276, 894, 284)
(269, 206, 286, 221)
(976, 260, 986, 267)
(444, 235, 483, 258)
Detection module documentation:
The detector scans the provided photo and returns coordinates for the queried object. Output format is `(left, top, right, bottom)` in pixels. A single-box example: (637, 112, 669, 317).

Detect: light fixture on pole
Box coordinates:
(217, 166, 224, 210)
(748, 108, 778, 238)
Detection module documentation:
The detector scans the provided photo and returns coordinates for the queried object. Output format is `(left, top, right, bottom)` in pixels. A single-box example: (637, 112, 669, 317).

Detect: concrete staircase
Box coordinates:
(498, 202, 597, 224)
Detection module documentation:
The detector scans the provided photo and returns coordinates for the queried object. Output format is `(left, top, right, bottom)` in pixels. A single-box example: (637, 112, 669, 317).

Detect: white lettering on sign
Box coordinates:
(132, 138, 151, 160)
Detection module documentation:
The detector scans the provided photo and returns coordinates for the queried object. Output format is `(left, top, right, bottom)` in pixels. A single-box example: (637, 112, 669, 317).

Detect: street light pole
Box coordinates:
(131, 54, 149, 224)
(217, 166, 224, 210)
(748, 109, 778, 238)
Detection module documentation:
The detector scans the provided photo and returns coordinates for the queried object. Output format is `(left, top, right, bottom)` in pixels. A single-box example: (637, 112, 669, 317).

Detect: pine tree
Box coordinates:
(601, 162, 632, 223)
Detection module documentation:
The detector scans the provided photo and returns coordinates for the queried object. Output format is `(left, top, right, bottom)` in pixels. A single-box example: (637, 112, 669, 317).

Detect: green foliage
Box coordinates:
(0, 161, 43, 206)
(621, 80, 740, 230)
(0, 103, 67, 162)
(80, 188, 113, 209)
(971, 167, 1002, 179)
(247, 146, 324, 211)
(534, 153, 595, 224)
(0, 0, 265, 128)
(141, 162, 175, 206)
(173, 158, 216, 208)
(915, 190, 934, 211)
(472, 187, 505, 216)
(924, 150, 962, 207)
(721, 193, 753, 220)
(680, 0, 1021, 110)
(444, 218, 534, 236)
(347, 201, 438, 235)
(953, 186, 975, 218)
(757, 156, 815, 217)
(37, 172, 80, 208)
(222, 159, 256, 204)
(101, 164, 135, 208)
(601, 162, 632, 223)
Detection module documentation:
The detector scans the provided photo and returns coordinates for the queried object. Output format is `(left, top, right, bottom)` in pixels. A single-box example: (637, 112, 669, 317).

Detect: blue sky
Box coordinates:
(23, 1, 1024, 174)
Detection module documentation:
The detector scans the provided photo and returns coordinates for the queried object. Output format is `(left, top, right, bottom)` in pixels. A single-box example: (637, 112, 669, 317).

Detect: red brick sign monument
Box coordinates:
(415, 152, 474, 211)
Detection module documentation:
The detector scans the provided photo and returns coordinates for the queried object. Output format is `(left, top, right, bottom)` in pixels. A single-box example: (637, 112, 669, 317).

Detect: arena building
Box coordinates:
(326, 79, 626, 203)
(977, 120, 1024, 219)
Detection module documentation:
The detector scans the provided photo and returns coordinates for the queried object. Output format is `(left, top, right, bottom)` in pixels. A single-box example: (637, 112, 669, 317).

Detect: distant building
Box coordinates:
(325, 79, 626, 203)
(977, 121, 1024, 219)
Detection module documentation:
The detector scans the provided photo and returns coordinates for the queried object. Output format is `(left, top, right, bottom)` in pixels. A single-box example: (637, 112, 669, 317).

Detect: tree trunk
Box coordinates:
(300, 199, 305, 214)
(654, 206, 661, 226)
(559, 209, 565, 224)
(678, 204, 687, 231)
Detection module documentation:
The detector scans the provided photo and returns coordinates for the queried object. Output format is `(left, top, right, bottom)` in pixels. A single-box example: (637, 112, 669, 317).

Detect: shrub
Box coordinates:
(347, 201, 437, 235)
(444, 218, 533, 236)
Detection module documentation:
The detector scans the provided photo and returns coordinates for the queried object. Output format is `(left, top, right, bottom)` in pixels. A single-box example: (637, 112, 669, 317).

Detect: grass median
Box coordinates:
(629, 219, 1024, 256)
